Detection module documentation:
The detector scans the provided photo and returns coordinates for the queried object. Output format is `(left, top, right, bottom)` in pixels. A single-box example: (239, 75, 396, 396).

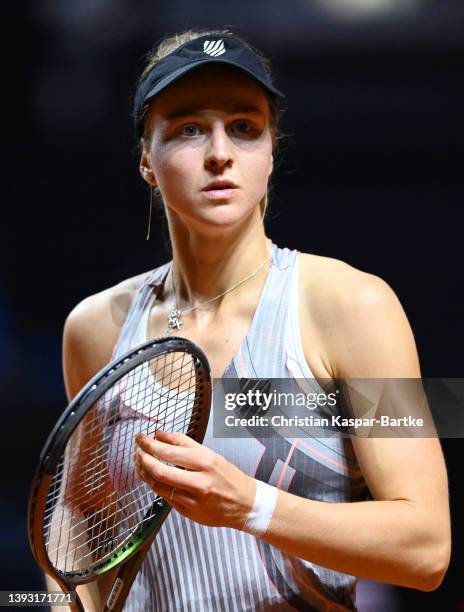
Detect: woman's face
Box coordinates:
(140, 64, 274, 230)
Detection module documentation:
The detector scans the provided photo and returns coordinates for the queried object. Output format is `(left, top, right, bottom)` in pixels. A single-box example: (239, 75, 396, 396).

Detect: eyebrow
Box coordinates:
(164, 105, 264, 120)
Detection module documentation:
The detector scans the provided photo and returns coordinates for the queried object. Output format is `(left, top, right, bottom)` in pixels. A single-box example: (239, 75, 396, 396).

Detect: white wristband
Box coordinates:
(243, 480, 278, 536)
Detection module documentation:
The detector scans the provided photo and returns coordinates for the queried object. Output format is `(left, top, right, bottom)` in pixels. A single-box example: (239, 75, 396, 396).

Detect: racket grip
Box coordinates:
(69, 595, 85, 612)
(49, 579, 85, 612)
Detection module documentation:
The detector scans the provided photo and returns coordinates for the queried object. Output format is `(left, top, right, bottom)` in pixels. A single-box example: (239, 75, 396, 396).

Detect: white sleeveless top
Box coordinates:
(112, 242, 370, 611)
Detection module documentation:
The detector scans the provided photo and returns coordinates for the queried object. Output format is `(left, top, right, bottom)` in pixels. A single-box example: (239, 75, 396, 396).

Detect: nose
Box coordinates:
(204, 124, 233, 174)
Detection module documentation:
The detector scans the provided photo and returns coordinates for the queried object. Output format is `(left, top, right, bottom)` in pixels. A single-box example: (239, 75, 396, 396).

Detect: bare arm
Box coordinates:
(261, 272, 451, 590)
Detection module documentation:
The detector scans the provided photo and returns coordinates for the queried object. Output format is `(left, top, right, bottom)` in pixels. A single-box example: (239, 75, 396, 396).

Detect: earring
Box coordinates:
(146, 186, 154, 241)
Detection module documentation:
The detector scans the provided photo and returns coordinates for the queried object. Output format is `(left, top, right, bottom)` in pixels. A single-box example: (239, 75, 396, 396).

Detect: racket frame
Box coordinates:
(28, 336, 211, 609)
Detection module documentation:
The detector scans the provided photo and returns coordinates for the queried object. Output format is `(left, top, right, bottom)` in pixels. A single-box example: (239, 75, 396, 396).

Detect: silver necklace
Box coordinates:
(166, 253, 272, 334)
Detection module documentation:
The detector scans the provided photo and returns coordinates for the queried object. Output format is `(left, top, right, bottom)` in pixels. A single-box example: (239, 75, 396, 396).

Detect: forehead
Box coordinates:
(147, 63, 271, 119)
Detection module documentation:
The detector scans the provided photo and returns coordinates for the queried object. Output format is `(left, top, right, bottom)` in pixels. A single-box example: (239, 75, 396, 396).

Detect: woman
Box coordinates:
(62, 29, 450, 611)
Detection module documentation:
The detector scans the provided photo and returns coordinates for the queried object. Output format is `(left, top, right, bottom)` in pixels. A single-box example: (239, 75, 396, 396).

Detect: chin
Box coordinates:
(169, 197, 255, 227)
(195, 202, 257, 228)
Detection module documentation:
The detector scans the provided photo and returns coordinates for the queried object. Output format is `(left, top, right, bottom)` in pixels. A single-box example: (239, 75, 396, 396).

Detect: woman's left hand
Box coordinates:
(133, 429, 256, 530)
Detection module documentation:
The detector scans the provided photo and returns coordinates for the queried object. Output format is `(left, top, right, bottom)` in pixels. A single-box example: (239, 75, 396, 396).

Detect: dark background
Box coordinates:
(2, 1, 463, 610)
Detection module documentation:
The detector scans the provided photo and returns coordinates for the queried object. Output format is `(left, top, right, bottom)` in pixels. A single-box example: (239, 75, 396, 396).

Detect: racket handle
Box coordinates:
(69, 594, 85, 612)
(47, 575, 85, 612)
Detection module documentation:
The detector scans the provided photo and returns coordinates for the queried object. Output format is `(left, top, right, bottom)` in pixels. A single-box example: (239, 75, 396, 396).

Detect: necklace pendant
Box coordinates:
(167, 308, 182, 332)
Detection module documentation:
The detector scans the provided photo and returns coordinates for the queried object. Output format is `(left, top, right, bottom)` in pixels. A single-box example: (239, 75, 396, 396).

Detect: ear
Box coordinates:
(268, 154, 274, 177)
(139, 148, 157, 187)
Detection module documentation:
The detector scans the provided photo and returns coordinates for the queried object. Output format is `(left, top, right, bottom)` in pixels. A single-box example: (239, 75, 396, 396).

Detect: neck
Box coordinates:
(166, 209, 270, 310)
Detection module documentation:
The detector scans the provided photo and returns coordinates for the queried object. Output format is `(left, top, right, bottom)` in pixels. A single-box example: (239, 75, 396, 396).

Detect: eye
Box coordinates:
(231, 120, 253, 134)
(180, 124, 201, 137)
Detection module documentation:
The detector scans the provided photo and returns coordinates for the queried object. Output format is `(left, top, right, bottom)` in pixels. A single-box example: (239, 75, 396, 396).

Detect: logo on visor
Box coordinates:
(203, 40, 226, 57)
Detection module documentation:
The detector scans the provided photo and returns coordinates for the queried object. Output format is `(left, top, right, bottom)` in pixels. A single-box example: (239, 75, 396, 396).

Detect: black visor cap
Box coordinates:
(133, 35, 285, 138)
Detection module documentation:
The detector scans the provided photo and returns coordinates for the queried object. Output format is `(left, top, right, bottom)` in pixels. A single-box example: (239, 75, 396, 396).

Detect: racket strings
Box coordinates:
(50, 355, 196, 571)
(47, 482, 156, 563)
(44, 396, 196, 519)
(43, 354, 195, 511)
(43, 350, 204, 574)
(43, 378, 196, 516)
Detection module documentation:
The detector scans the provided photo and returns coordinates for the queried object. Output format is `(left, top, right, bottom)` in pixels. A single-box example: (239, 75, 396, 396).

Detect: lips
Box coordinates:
(201, 180, 239, 200)
(203, 180, 239, 191)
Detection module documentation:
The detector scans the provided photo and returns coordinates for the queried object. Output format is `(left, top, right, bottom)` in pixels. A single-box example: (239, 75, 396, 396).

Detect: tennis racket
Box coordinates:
(28, 336, 212, 612)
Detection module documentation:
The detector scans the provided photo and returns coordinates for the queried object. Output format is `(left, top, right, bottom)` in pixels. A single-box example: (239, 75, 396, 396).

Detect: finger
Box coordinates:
(148, 481, 195, 508)
(134, 465, 193, 509)
(134, 464, 154, 487)
(134, 434, 206, 470)
(134, 447, 201, 494)
(154, 429, 202, 449)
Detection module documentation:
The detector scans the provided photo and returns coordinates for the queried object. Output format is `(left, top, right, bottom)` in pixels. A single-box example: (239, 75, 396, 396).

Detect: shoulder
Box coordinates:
(63, 270, 152, 398)
(299, 252, 394, 315)
(65, 270, 152, 337)
(298, 252, 420, 378)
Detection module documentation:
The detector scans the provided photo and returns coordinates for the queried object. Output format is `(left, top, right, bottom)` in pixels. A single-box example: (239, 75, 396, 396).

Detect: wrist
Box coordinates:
(241, 479, 278, 537)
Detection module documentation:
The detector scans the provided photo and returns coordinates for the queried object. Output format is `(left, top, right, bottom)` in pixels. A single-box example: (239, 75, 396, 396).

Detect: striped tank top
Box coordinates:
(114, 242, 370, 611)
